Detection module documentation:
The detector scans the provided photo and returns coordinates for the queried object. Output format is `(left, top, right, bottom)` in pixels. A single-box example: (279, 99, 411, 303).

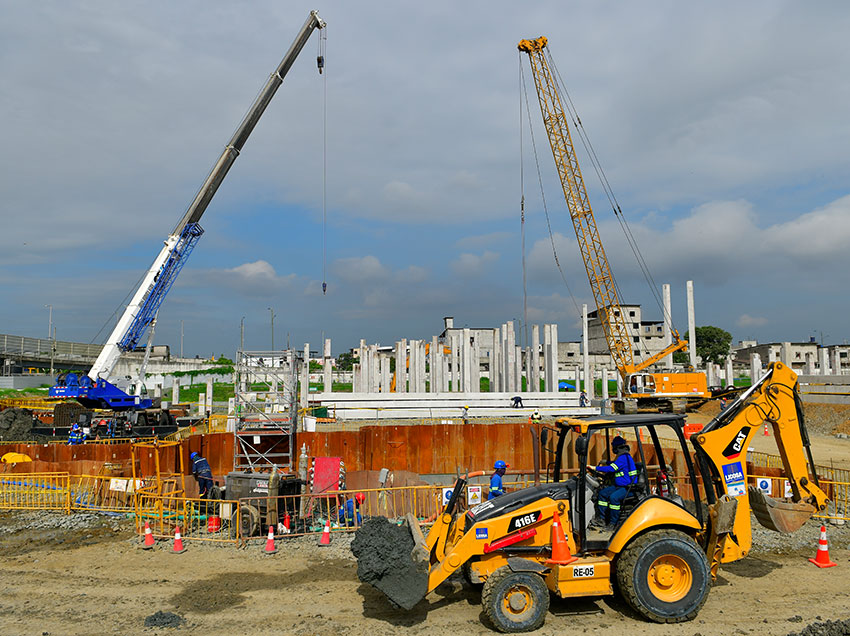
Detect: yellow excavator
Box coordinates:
(354, 361, 829, 632)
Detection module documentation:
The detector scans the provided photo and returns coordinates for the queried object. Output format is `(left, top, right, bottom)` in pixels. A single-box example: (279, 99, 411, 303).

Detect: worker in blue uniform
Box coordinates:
(591, 436, 638, 529)
(488, 460, 509, 500)
(67, 423, 84, 445)
(339, 492, 365, 526)
(190, 451, 214, 498)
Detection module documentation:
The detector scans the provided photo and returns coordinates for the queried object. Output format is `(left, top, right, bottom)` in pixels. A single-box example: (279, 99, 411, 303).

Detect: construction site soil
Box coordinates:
(0, 507, 847, 636)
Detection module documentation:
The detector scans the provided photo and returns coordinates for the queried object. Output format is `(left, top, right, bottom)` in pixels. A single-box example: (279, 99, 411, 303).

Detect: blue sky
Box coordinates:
(2, 1, 850, 357)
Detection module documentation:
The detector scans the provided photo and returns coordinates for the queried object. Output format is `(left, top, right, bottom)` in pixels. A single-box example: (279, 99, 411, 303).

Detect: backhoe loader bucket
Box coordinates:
(351, 513, 430, 610)
(748, 486, 816, 533)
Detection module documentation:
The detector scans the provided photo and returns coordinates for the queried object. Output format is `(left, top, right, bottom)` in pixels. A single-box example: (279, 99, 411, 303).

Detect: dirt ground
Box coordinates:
(0, 510, 848, 636)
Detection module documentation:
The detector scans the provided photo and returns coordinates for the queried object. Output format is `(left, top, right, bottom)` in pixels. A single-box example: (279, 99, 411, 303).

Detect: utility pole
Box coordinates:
(50, 326, 55, 377)
(180, 320, 184, 358)
(268, 307, 275, 351)
(240, 316, 245, 352)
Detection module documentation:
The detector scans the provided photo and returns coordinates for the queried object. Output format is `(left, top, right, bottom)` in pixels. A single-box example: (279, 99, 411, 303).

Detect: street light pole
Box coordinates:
(180, 320, 184, 358)
(268, 307, 275, 351)
(50, 326, 55, 377)
(45, 304, 53, 340)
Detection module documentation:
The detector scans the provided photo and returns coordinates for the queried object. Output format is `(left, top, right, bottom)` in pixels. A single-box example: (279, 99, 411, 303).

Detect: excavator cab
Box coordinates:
(626, 372, 657, 395)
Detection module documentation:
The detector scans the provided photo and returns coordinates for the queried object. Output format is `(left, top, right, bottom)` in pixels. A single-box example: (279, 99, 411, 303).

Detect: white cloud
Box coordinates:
(451, 251, 500, 277)
(737, 314, 768, 328)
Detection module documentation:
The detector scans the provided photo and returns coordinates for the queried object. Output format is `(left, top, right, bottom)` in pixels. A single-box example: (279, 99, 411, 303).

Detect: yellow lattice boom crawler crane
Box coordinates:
(355, 362, 829, 632)
(518, 35, 708, 414)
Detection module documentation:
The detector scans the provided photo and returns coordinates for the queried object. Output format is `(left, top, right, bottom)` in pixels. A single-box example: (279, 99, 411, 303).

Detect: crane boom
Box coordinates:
(51, 10, 326, 410)
(518, 37, 636, 378)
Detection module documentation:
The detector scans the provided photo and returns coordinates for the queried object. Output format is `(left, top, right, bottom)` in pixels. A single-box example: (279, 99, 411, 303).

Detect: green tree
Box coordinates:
(673, 326, 732, 365)
(336, 352, 355, 371)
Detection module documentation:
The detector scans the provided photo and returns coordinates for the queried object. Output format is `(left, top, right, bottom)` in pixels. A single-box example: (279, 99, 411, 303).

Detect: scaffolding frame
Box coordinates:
(233, 349, 298, 472)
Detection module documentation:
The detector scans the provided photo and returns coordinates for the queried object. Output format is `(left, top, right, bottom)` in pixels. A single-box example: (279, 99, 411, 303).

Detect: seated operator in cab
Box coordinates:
(590, 436, 638, 531)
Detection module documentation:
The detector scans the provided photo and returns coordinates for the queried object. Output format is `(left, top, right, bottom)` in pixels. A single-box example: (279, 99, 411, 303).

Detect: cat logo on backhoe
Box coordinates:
(722, 426, 751, 459)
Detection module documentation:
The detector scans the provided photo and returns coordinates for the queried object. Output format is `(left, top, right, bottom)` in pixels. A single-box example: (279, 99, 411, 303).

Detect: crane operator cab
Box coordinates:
(626, 373, 657, 395)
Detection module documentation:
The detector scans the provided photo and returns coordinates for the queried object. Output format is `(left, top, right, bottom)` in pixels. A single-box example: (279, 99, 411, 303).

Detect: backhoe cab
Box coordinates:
(354, 362, 828, 633)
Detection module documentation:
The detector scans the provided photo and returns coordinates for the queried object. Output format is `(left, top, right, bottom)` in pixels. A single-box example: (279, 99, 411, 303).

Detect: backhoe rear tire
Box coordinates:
(616, 529, 710, 623)
(482, 565, 549, 633)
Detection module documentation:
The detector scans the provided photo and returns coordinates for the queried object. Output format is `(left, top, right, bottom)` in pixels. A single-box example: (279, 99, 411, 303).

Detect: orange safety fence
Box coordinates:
(134, 493, 241, 545)
(0, 472, 70, 512)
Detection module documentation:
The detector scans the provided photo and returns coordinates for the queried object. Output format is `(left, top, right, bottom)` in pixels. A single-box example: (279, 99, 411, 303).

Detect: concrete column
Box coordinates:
(491, 328, 501, 392)
(750, 353, 762, 384)
(574, 365, 581, 396)
(434, 340, 443, 393)
(352, 363, 359, 392)
(531, 325, 540, 393)
(805, 353, 816, 375)
(206, 378, 214, 413)
(833, 349, 842, 376)
(582, 305, 592, 399)
(430, 336, 439, 393)
(300, 343, 309, 406)
(504, 322, 515, 393)
(172, 377, 180, 404)
(420, 341, 429, 393)
(472, 335, 481, 393)
(197, 393, 205, 416)
(408, 340, 418, 393)
(524, 346, 531, 392)
(768, 346, 777, 364)
(543, 324, 552, 392)
(686, 281, 697, 370)
(450, 335, 459, 392)
(371, 345, 380, 393)
(154, 383, 162, 399)
(706, 363, 715, 388)
(380, 356, 390, 393)
(514, 346, 522, 393)
(395, 340, 406, 393)
(442, 354, 450, 392)
(780, 342, 792, 367)
(601, 367, 609, 401)
(461, 328, 472, 393)
(551, 323, 559, 392)
(616, 372, 623, 398)
(819, 347, 830, 375)
(323, 338, 332, 393)
(725, 356, 734, 388)
(662, 283, 673, 368)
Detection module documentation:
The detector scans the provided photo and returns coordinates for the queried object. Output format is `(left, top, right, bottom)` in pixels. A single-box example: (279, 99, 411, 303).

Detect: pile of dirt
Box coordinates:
(803, 403, 850, 436)
(787, 618, 850, 636)
(144, 611, 185, 629)
(0, 407, 35, 441)
(350, 517, 428, 610)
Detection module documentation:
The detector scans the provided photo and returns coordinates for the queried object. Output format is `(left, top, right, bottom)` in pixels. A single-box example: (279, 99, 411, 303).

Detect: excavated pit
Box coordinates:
(351, 516, 429, 610)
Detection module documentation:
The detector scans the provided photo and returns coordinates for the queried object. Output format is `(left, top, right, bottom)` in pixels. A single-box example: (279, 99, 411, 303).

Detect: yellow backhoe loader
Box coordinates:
(353, 362, 829, 632)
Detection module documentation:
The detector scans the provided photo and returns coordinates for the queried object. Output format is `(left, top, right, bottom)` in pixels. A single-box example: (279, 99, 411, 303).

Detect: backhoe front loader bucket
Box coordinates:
(351, 513, 430, 610)
(748, 486, 816, 533)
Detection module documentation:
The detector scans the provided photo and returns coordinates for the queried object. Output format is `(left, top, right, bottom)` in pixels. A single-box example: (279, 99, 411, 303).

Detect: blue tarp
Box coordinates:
(558, 381, 576, 390)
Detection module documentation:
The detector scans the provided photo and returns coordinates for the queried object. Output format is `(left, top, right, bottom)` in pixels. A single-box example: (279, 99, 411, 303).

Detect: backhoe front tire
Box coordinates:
(482, 565, 549, 633)
(616, 529, 710, 623)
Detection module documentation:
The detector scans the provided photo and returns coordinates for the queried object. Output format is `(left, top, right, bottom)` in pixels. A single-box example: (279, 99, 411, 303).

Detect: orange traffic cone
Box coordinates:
(263, 525, 277, 555)
(808, 525, 837, 568)
(318, 518, 332, 546)
(172, 525, 187, 554)
(282, 512, 291, 534)
(545, 511, 577, 565)
(142, 521, 155, 549)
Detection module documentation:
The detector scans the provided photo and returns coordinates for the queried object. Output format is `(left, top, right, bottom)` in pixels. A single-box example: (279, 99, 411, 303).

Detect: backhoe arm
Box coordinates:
(691, 362, 829, 563)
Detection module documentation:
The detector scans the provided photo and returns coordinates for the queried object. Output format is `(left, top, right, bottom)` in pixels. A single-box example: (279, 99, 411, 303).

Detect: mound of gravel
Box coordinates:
(0, 407, 35, 441)
(787, 618, 850, 636)
(351, 517, 429, 610)
(144, 611, 185, 629)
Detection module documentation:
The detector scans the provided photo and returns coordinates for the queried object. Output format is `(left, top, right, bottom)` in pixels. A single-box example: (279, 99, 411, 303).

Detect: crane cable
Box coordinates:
(519, 56, 528, 349)
(318, 26, 328, 295)
(545, 49, 678, 351)
(519, 56, 582, 321)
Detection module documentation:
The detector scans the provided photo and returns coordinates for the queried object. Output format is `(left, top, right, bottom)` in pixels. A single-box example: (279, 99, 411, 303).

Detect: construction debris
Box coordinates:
(0, 407, 35, 441)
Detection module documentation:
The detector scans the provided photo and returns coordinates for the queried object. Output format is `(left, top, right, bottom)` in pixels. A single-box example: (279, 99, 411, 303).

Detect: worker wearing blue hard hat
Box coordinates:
(591, 436, 638, 530)
(67, 423, 84, 446)
(190, 451, 214, 499)
(489, 459, 509, 500)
